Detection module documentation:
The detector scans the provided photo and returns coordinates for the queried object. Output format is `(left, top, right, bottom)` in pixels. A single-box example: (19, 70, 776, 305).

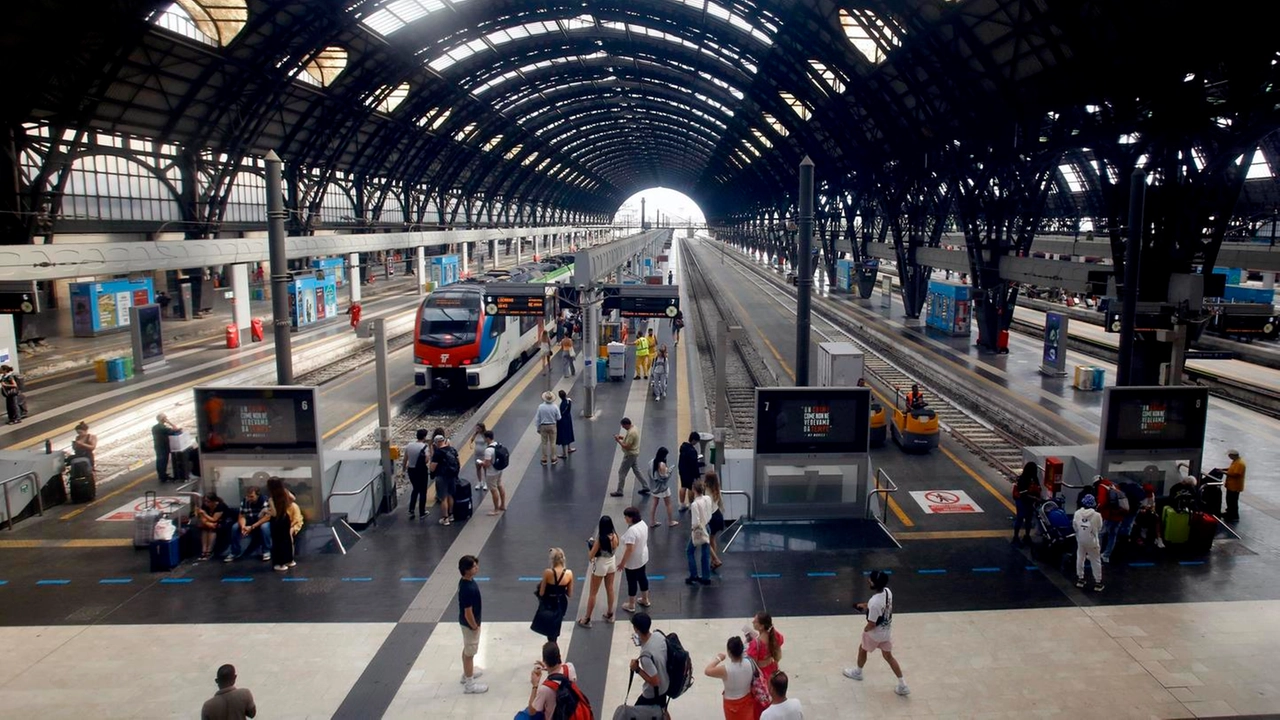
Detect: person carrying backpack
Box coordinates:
(429, 434, 461, 526)
(519, 641, 592, 720)
(481, 430, 508, 516)
(628, 612, 671, 718)
(1073, 494, 1104, 591)
(1094, 476, 1130, 563)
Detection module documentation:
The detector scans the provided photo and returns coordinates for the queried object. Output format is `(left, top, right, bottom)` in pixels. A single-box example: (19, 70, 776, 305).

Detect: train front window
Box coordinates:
(420, 294, 479, 347)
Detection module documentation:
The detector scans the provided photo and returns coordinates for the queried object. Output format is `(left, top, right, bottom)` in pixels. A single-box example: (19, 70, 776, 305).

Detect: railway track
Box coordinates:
(296, 331, 414, 385)
(681, 240, 775, 446)
(709, 242, 1045, 478)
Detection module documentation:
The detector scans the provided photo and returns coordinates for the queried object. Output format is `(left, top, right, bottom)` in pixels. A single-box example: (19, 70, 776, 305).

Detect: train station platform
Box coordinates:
(2, 238, 1280, 718)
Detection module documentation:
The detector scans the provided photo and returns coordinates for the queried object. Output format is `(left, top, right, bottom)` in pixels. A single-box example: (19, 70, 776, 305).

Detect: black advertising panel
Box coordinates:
(755, 387, 870, 455)
(195, 386, 319, 455)
(136, 304, 164, 361)
(601, 285, 680, 318)
(0, 292, 38, 314)
(484, 284, 548, 316)
(1102, 386, 1209, 453)
(556, 285, 580, 309)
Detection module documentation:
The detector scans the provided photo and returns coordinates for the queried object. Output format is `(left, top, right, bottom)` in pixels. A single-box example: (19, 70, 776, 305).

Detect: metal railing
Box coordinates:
(866, 468, 899, 525)
(720, 489, 753, 521)
(322, 473, 382, 554)
(2, 472, 42, 531)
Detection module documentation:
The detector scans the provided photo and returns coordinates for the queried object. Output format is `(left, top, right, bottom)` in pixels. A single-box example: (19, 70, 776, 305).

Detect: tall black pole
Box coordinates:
(796, 156, 815, 386)
(265, 150, 294, 385)
(1116, 168, 1146, 387)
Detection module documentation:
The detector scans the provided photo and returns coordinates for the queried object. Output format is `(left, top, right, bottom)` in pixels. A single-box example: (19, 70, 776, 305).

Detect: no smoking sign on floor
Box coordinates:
(908, 489, 984, 514)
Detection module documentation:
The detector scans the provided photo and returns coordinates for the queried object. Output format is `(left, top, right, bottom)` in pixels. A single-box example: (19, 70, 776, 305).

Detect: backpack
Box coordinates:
(656, 630, 693, 700)
(491, 443, 510, 471)
(544, 672, 594, 720)
(436, 445, 460, 477)
(1101, 482, 1130, 512)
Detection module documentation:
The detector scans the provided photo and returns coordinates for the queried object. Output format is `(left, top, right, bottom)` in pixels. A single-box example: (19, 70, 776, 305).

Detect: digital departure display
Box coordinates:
(484, 293, 546, 316)
(755, 387, 870, 454)
(195, 386, 319, 455)
(1101, 386, 1209, 453)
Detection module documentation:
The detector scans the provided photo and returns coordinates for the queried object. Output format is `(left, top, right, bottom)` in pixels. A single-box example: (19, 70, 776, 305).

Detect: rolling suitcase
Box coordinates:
(1199, 483, 1223, 517)
(1162, 506, 1191, 544)
(133, 491, 161, 548)
(68, 457, 96, 503)
(1187, 512, 1218, 554)
(150, 536, 181, 571)
(452, 480, 473, 522)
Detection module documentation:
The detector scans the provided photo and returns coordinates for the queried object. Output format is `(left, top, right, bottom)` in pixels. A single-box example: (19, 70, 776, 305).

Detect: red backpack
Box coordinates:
(543, 672, 594, 720)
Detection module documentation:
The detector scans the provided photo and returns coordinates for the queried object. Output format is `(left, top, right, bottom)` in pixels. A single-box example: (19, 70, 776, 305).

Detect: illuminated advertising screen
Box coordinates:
(1101, 386, 1209, 453)
(755, 387, 870, 454)
(194, 386, 319, 455)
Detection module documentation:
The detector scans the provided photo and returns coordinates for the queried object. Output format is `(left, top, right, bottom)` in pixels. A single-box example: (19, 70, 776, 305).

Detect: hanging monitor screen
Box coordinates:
(194, 386, 319, 455)
(1101, 386, 1209, 453)
(755, 387, 870, 454)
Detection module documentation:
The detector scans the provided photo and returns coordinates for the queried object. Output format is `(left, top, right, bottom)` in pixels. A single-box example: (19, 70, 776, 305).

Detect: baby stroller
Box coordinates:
(1032, 497, 1075, 564)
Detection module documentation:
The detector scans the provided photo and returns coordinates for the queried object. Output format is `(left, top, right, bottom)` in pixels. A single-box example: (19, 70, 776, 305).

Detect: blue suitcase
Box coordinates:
(150, 536, 181, 572)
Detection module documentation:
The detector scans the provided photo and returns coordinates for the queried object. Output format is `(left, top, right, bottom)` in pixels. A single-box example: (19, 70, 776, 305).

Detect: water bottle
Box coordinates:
(45, 439, 52, 454)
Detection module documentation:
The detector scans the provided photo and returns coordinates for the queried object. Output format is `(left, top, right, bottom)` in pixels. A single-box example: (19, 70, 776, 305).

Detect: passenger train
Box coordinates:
(413, 261, 574, 390)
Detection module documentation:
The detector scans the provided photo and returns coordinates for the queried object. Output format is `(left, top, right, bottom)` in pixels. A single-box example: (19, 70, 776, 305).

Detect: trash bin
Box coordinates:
(94, 358, 109, 383)
(596, 357, 608, 383)
(106, 357, 125, 382)
(250, 317, 264, 342)
(225, 324, 240, 349)
(121, 356, 134, 379)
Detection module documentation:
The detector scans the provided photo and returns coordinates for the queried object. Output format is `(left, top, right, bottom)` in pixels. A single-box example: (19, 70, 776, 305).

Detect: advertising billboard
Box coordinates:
(194, 386, 320, 456)
(1101, 386, 1209, 454)
(755, 387, 871, 455)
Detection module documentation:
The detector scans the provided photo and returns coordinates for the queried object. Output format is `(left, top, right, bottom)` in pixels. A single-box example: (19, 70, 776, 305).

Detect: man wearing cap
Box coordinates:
(152, 413, 183, 483)
(429, 434, 460, 526)
(535, 391, 561, 466)
(1072, 494, 1104, 591)
(1223, 449, 1246, 522)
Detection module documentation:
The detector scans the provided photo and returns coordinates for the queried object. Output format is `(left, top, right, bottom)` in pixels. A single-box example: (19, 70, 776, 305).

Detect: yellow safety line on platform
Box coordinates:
(60, 378, 420, 521)
(885, 496, 914, 527)
(895, 529, 1011, 541)
(940, 445, 1017, 514)
(0, 538, 133, 549)
(677, 333, 691, 447)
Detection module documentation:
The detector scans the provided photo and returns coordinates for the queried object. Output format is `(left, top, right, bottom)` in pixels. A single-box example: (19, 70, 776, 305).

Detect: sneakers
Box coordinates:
(479, 484, 488, 493)
(1075, 579, 1086, 588)
(1101, 553, 1111, 564)
(460, 669, 484, 684)
(895, 681, 911, 696)
(408, 510, 415, 520)
(1093, 583, 1106, 592)
(287, 561, 296, 568)
(261, 553, 271, 561)
(274, 565, 288, 572)
(223, 554, 235, 563)
(842, 667, 863, 681)
(1155, 538, 1165, 549)
(463, 679, 488, 694)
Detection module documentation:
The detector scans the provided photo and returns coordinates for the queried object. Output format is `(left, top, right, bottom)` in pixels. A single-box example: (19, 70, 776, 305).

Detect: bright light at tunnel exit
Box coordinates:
(611, 187, 706, 228)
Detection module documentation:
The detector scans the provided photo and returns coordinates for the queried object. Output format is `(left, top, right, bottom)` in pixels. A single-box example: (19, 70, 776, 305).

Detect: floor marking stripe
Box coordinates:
(938, 445, 1019, 514)
(160, 578, 193, 584)
(751, 572, 782, 579)
(972, 567, 1001, 573)
(1129, 562, 1156, 568)
(474, 577, 490, 582)
(517, 576, 542, 582)
(1179, 560, 1206, 566)
(399, 577, 428, 582)
(862, 570, 893, 575)
(917, 569, 947, 574)
(649, 575, 666, 581)
(895, 530, 1011, 540)
(98, 578, 133, 584)
(807, 572, 837, 577)
(36, 579, 71, 585)
(221, 577, 254, 583)
(1025, 565, 1039, 571)
(886, 495, 915, 528)
(342, 577, 373, 582)
(283, 577, 310, 582)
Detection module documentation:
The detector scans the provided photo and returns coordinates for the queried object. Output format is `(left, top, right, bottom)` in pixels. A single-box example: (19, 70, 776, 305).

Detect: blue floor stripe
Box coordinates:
(0, 580, 7, 586)
(1025, 565, 1039, 571)
(282, 577, 310, 582)
(862, 570, 893, 575)
(1129, 562, 1156, 568)
(807, 572, 837, 577)
(474, 577, 491, 582)
(222, 577, 254, 583)
(649, 575, 666, 581)
(751, 573, 782, 579)
(400, 577, 428, 582)
(972, 567, 1001, 573)
(517, 576, 542, 582)
(160, 578, 193, 584)
(36, 579, 70, 585)
(342, 577, 373, 582)
(1179, 560, 1206, 566)
(99, 578, 133, 585)
(917, 569, 947, 575)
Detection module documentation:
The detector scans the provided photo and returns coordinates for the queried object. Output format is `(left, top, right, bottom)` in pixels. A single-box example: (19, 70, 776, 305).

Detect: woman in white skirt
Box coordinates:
(578, 515, 620, 627)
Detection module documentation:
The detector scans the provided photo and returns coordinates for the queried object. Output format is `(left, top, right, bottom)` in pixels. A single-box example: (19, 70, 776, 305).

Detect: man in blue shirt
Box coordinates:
(458, 555, 488, 694)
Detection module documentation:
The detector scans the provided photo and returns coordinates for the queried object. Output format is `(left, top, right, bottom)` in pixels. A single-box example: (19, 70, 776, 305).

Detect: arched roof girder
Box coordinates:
(560, 125, 720, 166)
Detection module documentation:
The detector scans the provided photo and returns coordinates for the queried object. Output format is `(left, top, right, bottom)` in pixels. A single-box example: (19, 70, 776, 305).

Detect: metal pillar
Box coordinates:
(490, 238, 498, 269)
(364, 318, 394, 501)
(230, 263, 250, 340)
(641, 198, 646, 230)
(795, 156, 815, 386)
(265, 150, 293, 385)
(415, 246, 426, 294)
(515, 235, 523, 264)
(1117, 169, 1146, 386)
(461, 241, 469, 278)
(583, 288, 600, 418)
(348, 252, 361, 303)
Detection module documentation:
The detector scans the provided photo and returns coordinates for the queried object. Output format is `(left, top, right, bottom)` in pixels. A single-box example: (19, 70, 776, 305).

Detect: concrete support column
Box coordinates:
(461, 241, 470, 278)
(415, 246, 426, 294)
(490, 238, 499, 269)
(348, 252, 362, 303)
(515, 236, 523, 264)
(230, 263, 251, 338)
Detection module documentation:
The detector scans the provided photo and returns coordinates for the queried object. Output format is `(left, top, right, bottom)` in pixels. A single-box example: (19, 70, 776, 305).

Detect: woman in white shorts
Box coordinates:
(578, 515, 620, 627)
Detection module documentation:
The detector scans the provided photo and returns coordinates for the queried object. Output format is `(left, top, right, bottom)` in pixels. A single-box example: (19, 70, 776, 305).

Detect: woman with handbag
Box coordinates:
(686, 480, 714, 585)
(578, 515, 619, 627)
(648, 447, 678, 528)
(532, 547, 574, 643)
(745, 612, 784, 682)
(706, 470, 727, 570)
(266, 477, 303, 572)
(705, 636, 766, 719)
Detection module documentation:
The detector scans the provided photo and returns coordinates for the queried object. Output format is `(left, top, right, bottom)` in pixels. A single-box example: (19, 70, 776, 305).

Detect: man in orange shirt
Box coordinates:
(1222, 449, 1246, 522)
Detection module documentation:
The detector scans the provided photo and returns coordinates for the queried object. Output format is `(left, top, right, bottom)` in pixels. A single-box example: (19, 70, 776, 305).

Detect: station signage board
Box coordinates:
(194, 386, 320, 456)
(755, 387, 871, 455)
(602, 285, 680, 318)
(484, 284, 550, 316)
(1100, 386, 1209, 455)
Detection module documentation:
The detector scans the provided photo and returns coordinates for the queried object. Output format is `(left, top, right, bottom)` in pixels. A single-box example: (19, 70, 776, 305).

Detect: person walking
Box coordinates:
(649, 447, 678, 528)
(1221, 449, 1246, 521)
(152, 413, 182, 483)
(650, 345, 670, 401)
(429, 433, 461, 525)
(1011, 462, 1040, 545)
(745, 612, 784, 682)
(760, 671, 802, 720)
(556, 389, 576, 458)
(533, 547, 574, 643)
(633, 330, 649, 380)
(667, 270, 674, 285)
(610, 417, 647, 497)
(480, 430, 508, 515)
(266, 477, 303, 572)
(471, 423, 488, 493)
(705, 636, 762, 720)
(618, 506, 652, 614)
(629, 612, 670, 717)
(579, 515, 619, 627)
(677, 432, 700, 512)
(539, 328, 553, 374)
(560, 332, 576, 377)
(686, 480, 714, 585)
(645, 328, 657, 378)
(842, 570, 909, 696)
(457, 555, 489, 694)
(535, 391, 561, 466)
(1073, 494, 1104, 591)
(672, 309, 684, 346)
(200, 664, 256, 720)
(706, 470, 726, 571)
(402, 429, 431, 520)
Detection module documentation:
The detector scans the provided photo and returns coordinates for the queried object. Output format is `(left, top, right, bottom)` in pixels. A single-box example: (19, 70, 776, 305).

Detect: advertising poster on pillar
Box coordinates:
(136, 305, 164, 361)
(1102, 386, 1209, 453)
(194, 386, 319, 455)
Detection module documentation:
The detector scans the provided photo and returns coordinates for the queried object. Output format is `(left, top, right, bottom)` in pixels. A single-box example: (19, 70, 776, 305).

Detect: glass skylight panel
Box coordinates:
(454, 122, 476, 142)
(752, 129, 772, 149)
(809, 61, 845, 94)
(429, 109, 451, 130)
(839, 9, 900, 64)
(522, 151, 540, 166)
(504, 144, 523, 160)
(1240, 150, 1272, 179)
(780, 92, 812, 121)
(1058, 163, 1085, 192)
(762, 112, 788, 137)
(373, 82, 411, 113)
(482, 135, 504, 152)
(1191, 147, 1207, 171)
